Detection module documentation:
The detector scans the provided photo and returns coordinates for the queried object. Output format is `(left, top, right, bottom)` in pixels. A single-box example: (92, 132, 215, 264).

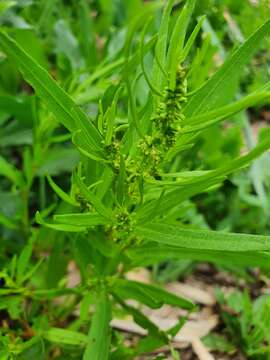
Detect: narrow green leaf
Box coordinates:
(36, 211, 87, 232)
(183, 91, 270, 132)
(80, 292, 93, 321)
(184, 18, 270, 116)
(115, 155, 127, 206)
(146, 172, 215, 186)
(0, 156, 23, 185)
(17, 240, 33, 284)
(136, 223, 270, 252)
(83, 292, 111, 360)
(54, 212, 110, 227)
(150, 138, 270, 188)
(128, 245, 270, 270)
(43, 328, 87, 347)
(47, 175, 79, 207)
(95, 166, 114, 199)
(180, 15, 206, 62)
(21, 258, 44, 283)
(75, 174, 112, 219)
(113, 279, 163, 309)
(211, 137, 270, 179)
(152, 0, 174, 90)
(167, 0, 196, 89)
(114, 279, 194, 310)
(135, 177, 224, 222)
(140, 19, 163, 97)
(72, 132, 109, 163)
(126, 78, 142, 137)
(104, 86, 122, 146)
(113, 293, 167, 342)
(33, 288, 80, 299)
(0, 31, 103, 155)
(70, 107, 104, 157)
(159, 170, 211, 178)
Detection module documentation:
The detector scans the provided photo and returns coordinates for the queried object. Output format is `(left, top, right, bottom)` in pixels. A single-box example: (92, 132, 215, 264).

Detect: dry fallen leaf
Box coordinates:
(192, 338, 215, 360)
(166, 282, 216, 306)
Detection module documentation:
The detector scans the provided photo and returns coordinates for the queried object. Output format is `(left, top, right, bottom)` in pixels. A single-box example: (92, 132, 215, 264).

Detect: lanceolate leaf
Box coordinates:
(184, 18, 270, 116)
(113, 279, 194, 310)
(43, 328, 88, 347)
(136, 223, 270, 252)
(53, 212, 110, 227)
(113, 279, 162, 309)
(152, 0, 174, 90)
(180, 15, 206, 63)
(83, 292, 111, 360)
(128, 244, 270, 269)
(135, 177, 224, 222)
(47, 175, 79, 207)
(36, 211, 87, 232)
(0, 31, 103, 155)
(149, 137, 270, 188)
(74, 174, 113, 219)
(183, 91, 270, 132)
(140, 20, 163, 97)
(167, 0, 196, 89)
(212, 137, 270, 177)
(168, 19, 270, 158)
(168, 137, 270, 188)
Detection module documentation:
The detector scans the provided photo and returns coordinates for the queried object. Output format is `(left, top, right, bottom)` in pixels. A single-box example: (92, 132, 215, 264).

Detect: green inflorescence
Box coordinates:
(103, 65, 188, 244)
(139, 65, 188, 176)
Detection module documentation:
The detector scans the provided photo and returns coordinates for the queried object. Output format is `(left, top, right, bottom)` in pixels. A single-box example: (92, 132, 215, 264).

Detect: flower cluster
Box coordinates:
(139, 65, 187, 176)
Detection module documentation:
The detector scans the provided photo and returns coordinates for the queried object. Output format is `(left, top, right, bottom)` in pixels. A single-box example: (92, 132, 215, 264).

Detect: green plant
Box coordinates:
(1, 1, 270, 358)
(214, 289, 270, 358)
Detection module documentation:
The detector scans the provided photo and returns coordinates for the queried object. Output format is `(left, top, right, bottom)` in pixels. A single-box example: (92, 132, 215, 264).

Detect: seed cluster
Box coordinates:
(103, 66, 187, 244)
(106, 208, 138, 248)
(139, 65, 187, 176)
